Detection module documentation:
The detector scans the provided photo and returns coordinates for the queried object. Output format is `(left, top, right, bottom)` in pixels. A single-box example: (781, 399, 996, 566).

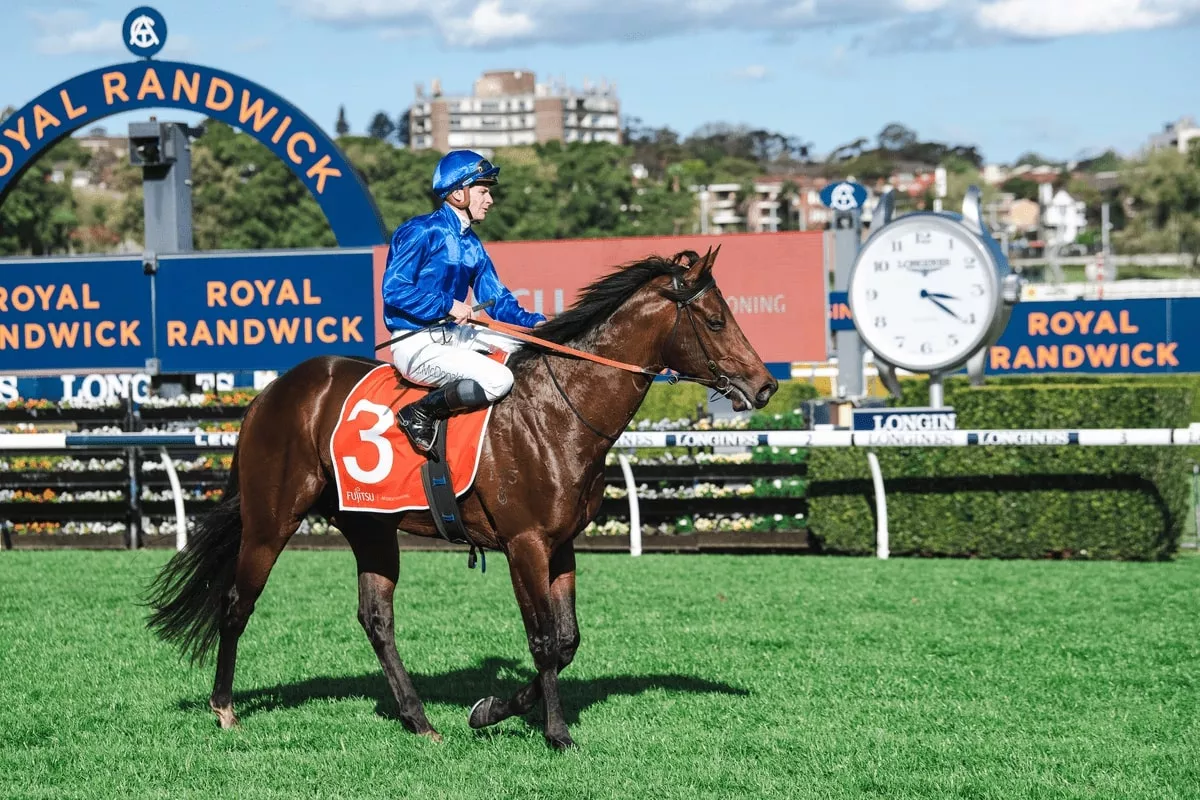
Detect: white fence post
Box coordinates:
(158, 447, 188, 551)
(617, 453, 641, 557)
(866, 452, 889, 560)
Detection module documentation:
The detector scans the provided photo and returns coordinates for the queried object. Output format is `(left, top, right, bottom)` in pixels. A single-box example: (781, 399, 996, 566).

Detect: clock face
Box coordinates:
(848, 215, 998, 373)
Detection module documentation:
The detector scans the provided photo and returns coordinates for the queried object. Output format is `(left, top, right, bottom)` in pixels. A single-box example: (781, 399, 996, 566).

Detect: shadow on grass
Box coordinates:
(178, 656, 747, 727)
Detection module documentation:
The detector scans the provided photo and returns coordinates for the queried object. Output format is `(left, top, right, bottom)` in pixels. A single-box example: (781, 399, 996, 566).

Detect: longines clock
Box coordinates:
(848, 187, 1020, 402)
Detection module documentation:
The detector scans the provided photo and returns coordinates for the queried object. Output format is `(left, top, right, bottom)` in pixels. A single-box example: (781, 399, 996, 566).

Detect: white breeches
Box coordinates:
(388, 323, 523, 402)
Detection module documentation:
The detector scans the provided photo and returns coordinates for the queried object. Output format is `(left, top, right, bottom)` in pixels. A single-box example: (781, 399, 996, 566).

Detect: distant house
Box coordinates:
(1006, 198, 1040, 233)
(1041, 187, 1088, 244)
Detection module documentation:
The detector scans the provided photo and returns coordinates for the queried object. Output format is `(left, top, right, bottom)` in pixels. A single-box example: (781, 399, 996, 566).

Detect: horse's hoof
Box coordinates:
(419, 729, 443, 744)
(213, 707, 239, 730)
(468, 696, 502, 729)
(546, 731, 576, 751)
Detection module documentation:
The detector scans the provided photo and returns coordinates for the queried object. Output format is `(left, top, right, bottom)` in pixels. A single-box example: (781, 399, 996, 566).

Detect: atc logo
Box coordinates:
(819, 181, 869, 212)
(123, 6, 168, 59)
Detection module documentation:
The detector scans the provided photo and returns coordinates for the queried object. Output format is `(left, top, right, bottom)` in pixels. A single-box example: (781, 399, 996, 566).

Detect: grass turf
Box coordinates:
(0, 549, 1198, 799)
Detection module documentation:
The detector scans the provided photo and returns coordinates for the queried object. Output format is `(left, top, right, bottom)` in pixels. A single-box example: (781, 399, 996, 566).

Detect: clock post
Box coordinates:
(819, 180, 871, 400)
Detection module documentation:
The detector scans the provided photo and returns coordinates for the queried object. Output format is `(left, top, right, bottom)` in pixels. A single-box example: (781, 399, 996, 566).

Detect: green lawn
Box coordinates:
(1, 549, 1198, 799)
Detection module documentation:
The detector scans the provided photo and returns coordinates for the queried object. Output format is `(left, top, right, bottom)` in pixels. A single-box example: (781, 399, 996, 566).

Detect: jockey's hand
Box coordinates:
(449, 300, 474, 324)
(534, 321, 546, 328)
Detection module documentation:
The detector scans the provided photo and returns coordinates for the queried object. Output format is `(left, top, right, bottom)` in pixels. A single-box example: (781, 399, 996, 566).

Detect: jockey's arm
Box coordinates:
(382, 225, 455, 324)
(472, 255, 547, 328)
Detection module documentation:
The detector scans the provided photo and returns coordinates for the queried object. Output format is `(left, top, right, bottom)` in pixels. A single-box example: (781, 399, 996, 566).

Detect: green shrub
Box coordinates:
(808, 379, 1197, 560)
(633, 381, 709, 423)
(750, 381, 819, 428)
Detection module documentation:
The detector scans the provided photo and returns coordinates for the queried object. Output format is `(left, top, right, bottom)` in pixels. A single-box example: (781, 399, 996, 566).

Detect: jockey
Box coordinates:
(382, 149, 546, 457)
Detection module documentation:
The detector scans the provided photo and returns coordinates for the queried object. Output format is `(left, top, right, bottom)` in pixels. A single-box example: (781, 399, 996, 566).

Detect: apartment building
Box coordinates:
(1146, 116, 1200, 155)
(407, 70, 621, 152)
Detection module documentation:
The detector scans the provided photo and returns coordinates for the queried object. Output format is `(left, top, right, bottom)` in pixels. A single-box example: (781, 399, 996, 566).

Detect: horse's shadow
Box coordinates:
(178, 656, 748, 727)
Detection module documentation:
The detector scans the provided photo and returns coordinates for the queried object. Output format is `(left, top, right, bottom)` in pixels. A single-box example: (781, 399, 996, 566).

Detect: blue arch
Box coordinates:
(0, 61, 386, 247)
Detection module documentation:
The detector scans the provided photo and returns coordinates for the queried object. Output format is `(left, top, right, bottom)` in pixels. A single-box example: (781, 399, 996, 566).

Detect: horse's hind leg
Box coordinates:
(209, 478, 318, 728)
(342, 515, 439, 741)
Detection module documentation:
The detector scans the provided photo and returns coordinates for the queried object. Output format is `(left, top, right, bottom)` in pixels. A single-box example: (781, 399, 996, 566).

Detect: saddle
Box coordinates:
(329, 362, 499, 570)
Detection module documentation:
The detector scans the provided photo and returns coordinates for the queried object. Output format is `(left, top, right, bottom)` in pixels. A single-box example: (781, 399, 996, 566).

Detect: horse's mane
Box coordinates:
(507, 249, 705, 371)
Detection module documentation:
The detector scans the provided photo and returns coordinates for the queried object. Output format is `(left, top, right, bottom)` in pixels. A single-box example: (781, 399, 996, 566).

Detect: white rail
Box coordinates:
(5, 427, 1200, 450)
(4, 427, 1199, 557)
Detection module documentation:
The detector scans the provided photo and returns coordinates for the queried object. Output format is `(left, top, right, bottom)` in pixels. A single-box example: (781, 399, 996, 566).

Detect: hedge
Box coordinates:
(633, 378, 819, 424)
(807, 378, 1197, 561)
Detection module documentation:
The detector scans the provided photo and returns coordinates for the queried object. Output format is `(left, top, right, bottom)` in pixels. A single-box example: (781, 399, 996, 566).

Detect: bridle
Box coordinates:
(536, 267, 739, 442)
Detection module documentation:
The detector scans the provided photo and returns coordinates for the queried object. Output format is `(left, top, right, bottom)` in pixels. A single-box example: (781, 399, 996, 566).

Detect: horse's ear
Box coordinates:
(688, 244, 719, 278)
(685, 246, 713, 278)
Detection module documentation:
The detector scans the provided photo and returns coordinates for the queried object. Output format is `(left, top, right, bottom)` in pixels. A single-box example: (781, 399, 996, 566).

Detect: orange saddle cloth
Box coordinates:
(329, 358, 500, 513)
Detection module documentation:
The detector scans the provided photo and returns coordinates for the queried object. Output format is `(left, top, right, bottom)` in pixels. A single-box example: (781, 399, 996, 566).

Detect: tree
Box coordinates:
(189, 120, 334, 250)
(877, 123, 917, 152)
(778, 180, 802, 231)
(828, 137, 870, 163)
(335, 106, 350, 137)
(395, 109, 411, 147)
(1013, 151, 1055, 167)
(1000, 175, 1040, 201)
(1076, 149, 1123, 173)
(0, 145, 78, 255)
(367, 112, 395, 142)
(1115, 146, 1200, 263)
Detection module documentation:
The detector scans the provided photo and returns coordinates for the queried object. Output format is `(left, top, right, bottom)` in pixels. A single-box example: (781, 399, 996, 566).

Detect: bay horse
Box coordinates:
(145, 246, 777, 750)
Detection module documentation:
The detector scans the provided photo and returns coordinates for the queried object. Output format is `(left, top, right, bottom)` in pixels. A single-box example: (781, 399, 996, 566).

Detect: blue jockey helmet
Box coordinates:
(432, 150, 500, 199)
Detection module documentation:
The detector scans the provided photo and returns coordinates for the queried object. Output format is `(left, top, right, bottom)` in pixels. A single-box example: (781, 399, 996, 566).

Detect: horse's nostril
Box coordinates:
(756, 382, 777, 405)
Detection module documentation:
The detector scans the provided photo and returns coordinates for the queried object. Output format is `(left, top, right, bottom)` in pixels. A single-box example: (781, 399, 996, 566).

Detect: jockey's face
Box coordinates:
(465, 184, 494, 220)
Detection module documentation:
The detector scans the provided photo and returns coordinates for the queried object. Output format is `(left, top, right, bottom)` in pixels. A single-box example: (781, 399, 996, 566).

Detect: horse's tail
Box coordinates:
(144, 470, 242, 666)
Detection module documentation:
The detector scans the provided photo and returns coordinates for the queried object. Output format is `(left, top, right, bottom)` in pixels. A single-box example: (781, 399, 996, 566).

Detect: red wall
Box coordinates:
(373, 231, 827, 363)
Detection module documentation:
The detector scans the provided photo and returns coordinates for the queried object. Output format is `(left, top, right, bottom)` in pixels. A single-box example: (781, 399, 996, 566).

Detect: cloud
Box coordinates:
(731, 64, 770, 81)
(30, 10, 122, 55)
(29, 10, 198, 59)
(975, 0, 1198, 38)
(282, 0, 1200, 50)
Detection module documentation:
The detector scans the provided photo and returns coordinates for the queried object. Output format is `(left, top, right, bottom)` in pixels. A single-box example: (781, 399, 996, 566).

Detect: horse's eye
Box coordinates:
(706, 318, 725, 332)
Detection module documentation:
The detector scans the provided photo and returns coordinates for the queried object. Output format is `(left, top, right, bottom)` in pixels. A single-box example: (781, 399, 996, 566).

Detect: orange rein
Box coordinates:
(466, 317, 661, 377)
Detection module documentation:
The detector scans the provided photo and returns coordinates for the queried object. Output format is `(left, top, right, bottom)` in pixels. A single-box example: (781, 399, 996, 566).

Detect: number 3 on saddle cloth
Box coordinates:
(329, 353, 505, 548)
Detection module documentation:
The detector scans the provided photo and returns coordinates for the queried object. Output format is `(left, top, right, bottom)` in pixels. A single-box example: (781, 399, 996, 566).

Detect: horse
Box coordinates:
(145, 246, 778, 750)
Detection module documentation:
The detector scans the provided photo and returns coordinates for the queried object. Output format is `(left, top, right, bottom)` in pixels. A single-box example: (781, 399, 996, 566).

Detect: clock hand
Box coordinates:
(924, 291, 960, 301)
(919, 290, 965, 322)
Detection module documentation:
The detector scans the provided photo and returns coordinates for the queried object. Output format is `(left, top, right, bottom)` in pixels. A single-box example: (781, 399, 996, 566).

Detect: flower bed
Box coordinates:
(583, 512, 806, 537)
(0, 456, 125, 473)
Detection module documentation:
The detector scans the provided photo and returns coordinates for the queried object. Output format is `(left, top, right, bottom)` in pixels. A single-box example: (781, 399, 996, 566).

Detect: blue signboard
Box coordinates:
(123, 7, 168, 59)
(0, 61, 385, 247)
(852, 407, 957, 431)
(988, 298, 1198, 375)
(0, 256, 153, 372)
(819, 181, 869, 211)
(828, 290, 854, 332)
(153, 250, 376, 372)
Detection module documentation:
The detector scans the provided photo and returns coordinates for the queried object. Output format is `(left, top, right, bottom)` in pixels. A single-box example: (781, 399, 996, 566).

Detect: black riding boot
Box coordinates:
(397, 379, 492, 459)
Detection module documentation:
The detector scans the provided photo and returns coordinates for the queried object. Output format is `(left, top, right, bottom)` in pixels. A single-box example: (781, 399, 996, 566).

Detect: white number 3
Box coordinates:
(342, 399, 394, 485)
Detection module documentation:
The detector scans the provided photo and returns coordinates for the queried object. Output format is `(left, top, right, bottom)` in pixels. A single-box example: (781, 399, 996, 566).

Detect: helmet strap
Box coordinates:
(446, 187, 478, 224)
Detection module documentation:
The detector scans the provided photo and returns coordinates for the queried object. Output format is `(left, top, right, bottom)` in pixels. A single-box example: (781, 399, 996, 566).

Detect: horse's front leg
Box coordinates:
(493, 534, 575, 749)
(470, 542, 579, 732)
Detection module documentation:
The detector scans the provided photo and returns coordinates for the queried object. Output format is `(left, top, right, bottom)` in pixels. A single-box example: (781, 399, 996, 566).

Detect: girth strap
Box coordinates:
(418, 423, 485, 572)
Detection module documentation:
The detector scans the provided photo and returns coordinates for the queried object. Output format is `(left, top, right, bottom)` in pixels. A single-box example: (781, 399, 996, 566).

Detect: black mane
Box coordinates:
(507, 250, 704, 370)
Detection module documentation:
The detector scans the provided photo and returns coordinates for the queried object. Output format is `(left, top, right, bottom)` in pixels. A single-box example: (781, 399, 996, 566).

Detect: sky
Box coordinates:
(2, 0, 1198, 165)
